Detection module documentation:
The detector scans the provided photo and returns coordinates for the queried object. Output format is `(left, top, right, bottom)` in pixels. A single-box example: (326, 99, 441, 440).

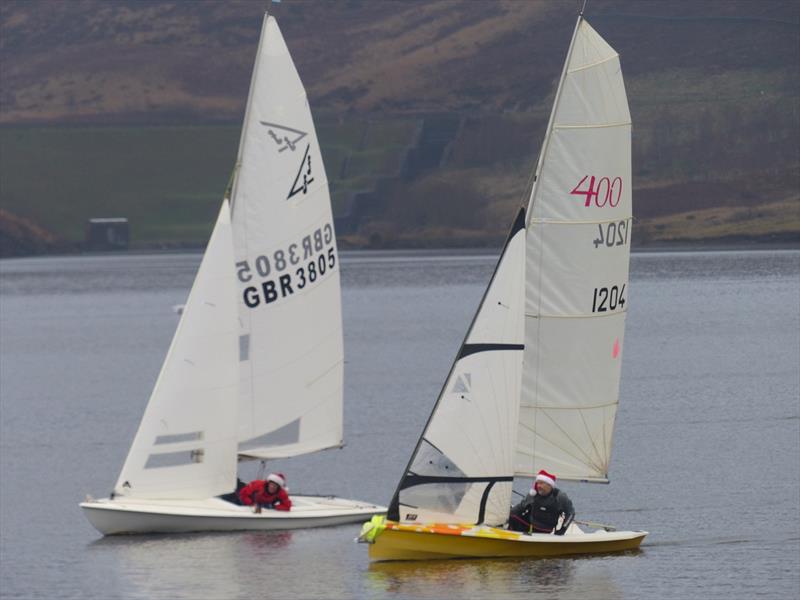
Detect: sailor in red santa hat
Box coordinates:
(507, 469, 575, 535)
(239, 472, 293, 513)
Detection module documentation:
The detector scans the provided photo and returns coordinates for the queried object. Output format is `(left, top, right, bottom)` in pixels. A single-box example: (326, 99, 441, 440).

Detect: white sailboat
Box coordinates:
(361, 14, 647, 560)
(81, 14, 385, 535)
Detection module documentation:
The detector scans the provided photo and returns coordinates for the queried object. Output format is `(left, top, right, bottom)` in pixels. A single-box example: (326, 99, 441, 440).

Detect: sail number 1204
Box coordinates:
(593, 220, 630, 248)
(592, 284, 626, 313)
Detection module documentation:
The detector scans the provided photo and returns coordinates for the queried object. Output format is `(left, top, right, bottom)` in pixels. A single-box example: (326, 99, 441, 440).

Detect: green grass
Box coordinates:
(0, 125, 238, 243)
(0, 118, 419, 245)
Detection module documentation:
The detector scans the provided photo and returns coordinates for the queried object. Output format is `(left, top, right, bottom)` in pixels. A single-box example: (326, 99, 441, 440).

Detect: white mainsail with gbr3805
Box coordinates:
(386, 17, 632, 528)
(229, 16, 344, 461)
(82, 14, 384, 535)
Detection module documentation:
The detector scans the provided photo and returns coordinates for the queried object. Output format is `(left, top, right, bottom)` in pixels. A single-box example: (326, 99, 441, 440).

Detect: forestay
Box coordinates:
(115, 202, 239, 499)
(518, 19, 632, 482)
(230, 16, 344, 460)
(388, 210, 526, 526)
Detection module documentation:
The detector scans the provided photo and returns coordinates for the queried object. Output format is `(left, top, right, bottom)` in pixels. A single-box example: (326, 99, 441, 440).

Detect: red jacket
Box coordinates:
(238, 480, 292, 511)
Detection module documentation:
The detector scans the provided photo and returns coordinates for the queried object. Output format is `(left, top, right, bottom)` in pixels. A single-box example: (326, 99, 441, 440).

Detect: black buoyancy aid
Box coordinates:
(529, 490, 562, 531)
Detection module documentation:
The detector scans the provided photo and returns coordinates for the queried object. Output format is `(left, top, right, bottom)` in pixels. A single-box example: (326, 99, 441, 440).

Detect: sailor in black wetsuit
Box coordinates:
(508, 469, 575, 535)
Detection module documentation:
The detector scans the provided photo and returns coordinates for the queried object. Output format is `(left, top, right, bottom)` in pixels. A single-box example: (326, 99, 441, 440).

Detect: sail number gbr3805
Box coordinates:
(236, 223, 336, 308)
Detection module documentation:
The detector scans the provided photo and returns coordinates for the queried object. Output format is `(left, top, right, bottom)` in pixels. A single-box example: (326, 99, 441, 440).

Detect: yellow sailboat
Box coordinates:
(361, 12, 647, 561)
(364, 519, 646, 561)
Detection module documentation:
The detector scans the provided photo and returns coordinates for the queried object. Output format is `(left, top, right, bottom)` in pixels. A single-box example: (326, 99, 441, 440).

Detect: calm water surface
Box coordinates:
(1, 249, 798, 599)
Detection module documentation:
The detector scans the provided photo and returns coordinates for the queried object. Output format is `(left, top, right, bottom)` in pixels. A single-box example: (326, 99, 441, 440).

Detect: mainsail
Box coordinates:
(517, 19, 632, 482)
(115, 202, 239, 499)
(388, 210, 526, 526)
(386, 16, 631, 526)
(229, 16, 344, 460)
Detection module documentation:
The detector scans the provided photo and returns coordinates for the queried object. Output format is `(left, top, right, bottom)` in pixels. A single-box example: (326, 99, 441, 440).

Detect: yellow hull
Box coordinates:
(368, 521, 647, 562)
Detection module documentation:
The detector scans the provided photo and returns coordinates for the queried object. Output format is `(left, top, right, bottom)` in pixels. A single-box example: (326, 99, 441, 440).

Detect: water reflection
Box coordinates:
(87, 531, 294, 599)
(366, 555, 622, 599)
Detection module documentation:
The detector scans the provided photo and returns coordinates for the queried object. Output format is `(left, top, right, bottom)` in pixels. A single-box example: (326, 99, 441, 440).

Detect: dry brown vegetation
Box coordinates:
(1, 0, 798, 251)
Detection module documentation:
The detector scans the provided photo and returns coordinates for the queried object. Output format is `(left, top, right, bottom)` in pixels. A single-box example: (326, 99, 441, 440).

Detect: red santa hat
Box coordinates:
(532, 469, 557, 492)
(266, 472, 286, 489)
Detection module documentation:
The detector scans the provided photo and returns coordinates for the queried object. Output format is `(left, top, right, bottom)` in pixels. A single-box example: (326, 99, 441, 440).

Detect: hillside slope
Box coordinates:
(1, 0, 798, 253)
(2, 1, 797, 121)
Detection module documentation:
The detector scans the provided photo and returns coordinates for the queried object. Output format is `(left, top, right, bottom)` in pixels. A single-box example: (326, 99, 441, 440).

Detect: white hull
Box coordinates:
(81, 495, 386, 536)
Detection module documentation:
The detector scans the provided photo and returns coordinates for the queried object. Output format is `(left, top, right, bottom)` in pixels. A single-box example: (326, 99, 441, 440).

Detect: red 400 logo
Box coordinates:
(570, 175, 623, 208)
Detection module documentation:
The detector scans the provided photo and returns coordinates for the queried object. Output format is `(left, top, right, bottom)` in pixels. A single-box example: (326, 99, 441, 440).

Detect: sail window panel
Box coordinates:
(238, 418, 300, 452)
(410, 439, 467, 477)
(239, 383, 342, 456)
(238, 438, 342, 461)
(532, 125, 631, 223)
(401, 481, 470, 517)
(239, 334, 250, 362)
(515, 404, 617, 481)
(526, 221, 631, 318)
(522, 314, 625, 412)
(424, 351, 521, 479)
(466, 230, 526, 346)
(238, 328, 342, 449)
(398, 480, 510, 526)
(557, 58, 630, 127)
(145, 449, 205, 469)
(154, 431, 203, 445)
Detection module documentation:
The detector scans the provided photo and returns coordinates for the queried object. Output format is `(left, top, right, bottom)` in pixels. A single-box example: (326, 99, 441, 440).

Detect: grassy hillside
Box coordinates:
(0, 126, 236, 243)
(0, 1, 798, 252)
(0, 119, 419, 246)
(3, 1, 797, 122)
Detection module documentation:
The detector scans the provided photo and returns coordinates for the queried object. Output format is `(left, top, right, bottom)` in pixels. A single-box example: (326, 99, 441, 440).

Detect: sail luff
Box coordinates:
(517, 18, 632, 482)
(230, 16, 344, 461)
(525, 15, 583, 224)
(230, 12, 269, 218)
(387, 208, 526, 525)
(114, 201, 239, 499)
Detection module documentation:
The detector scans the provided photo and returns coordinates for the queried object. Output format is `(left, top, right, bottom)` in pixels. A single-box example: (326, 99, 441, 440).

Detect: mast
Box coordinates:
(525, 14, 583, 223)
(229, 11, 270, 218)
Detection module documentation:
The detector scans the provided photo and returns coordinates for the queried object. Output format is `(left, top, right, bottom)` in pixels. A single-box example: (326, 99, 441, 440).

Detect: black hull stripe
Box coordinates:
(458, 343, 524, 359)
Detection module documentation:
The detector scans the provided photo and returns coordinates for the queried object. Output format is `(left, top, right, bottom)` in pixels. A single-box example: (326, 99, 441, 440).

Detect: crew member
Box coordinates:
(508, 469, 574, 535)
(239, 472, 292, 513)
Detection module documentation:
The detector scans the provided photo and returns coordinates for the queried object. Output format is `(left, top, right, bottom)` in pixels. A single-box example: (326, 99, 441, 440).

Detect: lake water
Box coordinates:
(1, 249, 798, 599)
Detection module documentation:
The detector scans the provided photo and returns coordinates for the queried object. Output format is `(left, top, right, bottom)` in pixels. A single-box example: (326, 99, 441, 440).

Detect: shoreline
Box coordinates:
(1, 238, 798, 262)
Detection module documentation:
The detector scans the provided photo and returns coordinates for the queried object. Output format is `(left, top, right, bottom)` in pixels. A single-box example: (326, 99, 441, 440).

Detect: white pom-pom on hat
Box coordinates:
(266, 472, 286, 489)
(530, 469, 557, 493)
